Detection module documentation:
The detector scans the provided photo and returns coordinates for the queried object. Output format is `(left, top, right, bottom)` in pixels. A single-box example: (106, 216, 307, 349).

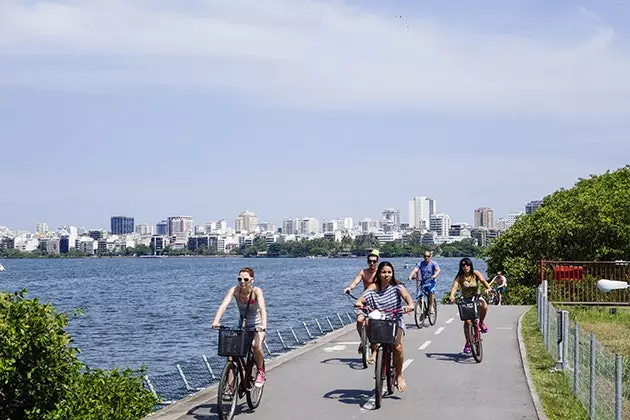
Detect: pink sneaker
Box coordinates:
(480, 323, 488, 333)
(255, 370, 265, 388)
(463, 343, 471, 354)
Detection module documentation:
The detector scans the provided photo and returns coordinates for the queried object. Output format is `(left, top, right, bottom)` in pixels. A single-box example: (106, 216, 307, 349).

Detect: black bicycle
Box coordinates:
(414, 283, 437, 328)
(215, 326, 266, 420)
(345, 292, 369, 369)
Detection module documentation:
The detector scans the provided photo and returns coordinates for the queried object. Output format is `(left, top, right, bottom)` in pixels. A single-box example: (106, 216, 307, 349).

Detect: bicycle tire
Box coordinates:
(428, 297, 437, 326)
(414, 298, 425, 329)
(246, 358, 264, 409)
(471, 322, 483, 363)
(374, 346, 384, 409)
(360, 322, 368, 369)
(386, 346, 395, 395)
(217, 360, 239, 420)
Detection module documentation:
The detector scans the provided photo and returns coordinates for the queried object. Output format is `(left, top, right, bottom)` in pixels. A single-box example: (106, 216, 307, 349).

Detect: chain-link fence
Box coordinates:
(143, 311, 356, 409)
(537, 282, 629, 419)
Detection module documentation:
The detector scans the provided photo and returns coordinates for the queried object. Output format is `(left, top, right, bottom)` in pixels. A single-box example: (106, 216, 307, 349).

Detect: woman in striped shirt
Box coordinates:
(355, 261, 414, 392)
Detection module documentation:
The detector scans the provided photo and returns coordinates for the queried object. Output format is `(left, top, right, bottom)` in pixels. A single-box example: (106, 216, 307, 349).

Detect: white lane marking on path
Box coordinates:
(362, 358, 415, 410)
(434, 327, 445, 335)
(446, 317, 454, 324)
(323, 345, 346, 352)
(418, 340, 431, 350)
(402, 358, 414, 371)
(335, 341, 361, 345)
(495, 327, 513, 330)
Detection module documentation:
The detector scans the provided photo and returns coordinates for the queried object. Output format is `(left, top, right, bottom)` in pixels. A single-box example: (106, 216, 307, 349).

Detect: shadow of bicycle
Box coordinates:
(424, 352, 475, 364)
(323, 388, 374, 406)
(320, 357, 367, 370)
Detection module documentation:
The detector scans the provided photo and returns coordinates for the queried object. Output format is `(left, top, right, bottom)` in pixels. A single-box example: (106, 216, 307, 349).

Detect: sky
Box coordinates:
(1, 0, 629, 231)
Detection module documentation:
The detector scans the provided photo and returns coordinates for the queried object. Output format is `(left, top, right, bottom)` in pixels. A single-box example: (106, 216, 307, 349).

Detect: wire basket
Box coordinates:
(217, 329, 255, 357)
(457, 299, 480, 321)
(368, 319, 397, 344)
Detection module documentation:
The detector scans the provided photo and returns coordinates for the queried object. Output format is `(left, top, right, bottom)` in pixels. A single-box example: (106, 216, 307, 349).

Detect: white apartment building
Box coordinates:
(235, 211, 258, 233)
(337, 217, 353, 232)
(430, 213, 451, 237)
(135, 224, 155, 235)
(299, 217, 319, 235)
(408, 197, 436, 230)
(205, 221, 217, 233)
(13, 236, 39, 252)
(77, 237, 98, 254)
(167, 216, 194, 239)
(359, 218, 380, 233)
(35, 223, 49, 234)
(216, 219, 228, 234)
(282, 218, 300, 235)
(258, 222, 276, 233)
(322, 220, 338, 233)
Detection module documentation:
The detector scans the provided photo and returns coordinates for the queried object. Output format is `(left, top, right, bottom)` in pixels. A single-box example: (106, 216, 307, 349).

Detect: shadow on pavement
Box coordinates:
(187, 402, 251, 420)
(424, 352, 474, 364)
(320, 357, 366, 370)
(323, 388, 374, 406)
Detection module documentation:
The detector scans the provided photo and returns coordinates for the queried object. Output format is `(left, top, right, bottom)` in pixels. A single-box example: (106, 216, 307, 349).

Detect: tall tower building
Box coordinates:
(235, 211, 258, 233)
(381, 208, 400, 232)
(525, 200, 543, 215)
(35, 223, 49, 234)
(110, 216, 135, 235)
(430, 213, 451, 236)
(408, 197, 436, 229)
(167, 216, 194, 237)
(474, 207, 494, 228)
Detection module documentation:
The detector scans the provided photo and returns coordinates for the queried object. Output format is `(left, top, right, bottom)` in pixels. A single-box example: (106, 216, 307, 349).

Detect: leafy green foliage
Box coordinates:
(484, 165, 630, 303)
(0, 291, 157, 419)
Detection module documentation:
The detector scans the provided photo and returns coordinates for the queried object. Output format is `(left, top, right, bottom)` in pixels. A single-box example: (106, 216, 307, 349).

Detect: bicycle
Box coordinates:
(414, 282, 437, 328)
(359, 306, 407, 409)
(456, 296, 483, 363)
(345, 292, 369, 369)
(214, 326, 266, 420)
(486, 289, 499, 305)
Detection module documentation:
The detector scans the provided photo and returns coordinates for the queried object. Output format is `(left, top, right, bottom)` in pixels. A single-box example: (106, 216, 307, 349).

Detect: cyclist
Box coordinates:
(488, 271, 507, 305)
(407, 250, 440, 314)
(212, 267, 268, 387)
(355, 261, 414, 391)
(448, 257, 492, 354)
(343, 249, 380, 355)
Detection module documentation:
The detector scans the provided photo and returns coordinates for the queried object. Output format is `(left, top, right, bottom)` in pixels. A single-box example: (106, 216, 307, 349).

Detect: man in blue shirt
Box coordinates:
(407, 250, 441, 314)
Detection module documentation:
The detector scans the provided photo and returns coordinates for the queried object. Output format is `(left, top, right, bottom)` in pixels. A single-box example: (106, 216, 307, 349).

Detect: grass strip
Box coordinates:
(521, 307, 588, 420)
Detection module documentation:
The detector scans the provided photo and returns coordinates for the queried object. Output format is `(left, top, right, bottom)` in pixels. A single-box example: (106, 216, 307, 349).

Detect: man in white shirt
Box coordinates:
(489, 271, 507, 305)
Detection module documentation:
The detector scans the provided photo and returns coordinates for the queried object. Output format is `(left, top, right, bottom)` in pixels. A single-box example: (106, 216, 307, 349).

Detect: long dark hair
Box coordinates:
(375, 261, 401, 289)
(457, 257, 474, 278)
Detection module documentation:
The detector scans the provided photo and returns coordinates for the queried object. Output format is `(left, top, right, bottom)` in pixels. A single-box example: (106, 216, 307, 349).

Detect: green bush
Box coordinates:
(503, 283, 536, 305)
(0, 290, 157, 419)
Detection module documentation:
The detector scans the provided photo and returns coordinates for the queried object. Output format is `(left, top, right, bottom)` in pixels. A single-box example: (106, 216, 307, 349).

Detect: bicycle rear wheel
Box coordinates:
(470, 322, 483, 363)
(374, 346, 385, 409)
(246, 358, 264, 409)
(414, 298, 425, 329)
(428, 297, 437, 326)
(386, 346, 395, 396)
(360, 322, 368, 369)
(217, 360, 239, 420)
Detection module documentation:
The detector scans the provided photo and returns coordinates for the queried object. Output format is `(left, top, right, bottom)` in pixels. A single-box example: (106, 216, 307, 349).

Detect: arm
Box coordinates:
(432, 262, 441, 279)
(448, 277, 460, 303)
(488, 276, 496, 287)
(408, 266, 419, 282)
(399, 285, 415, 312)
(212, 286, 236, 327)
(344, 270, 364, 294)
(475, 270, 492, 293)
(354, 294, 367, 309)
(255, 287, 267, 330)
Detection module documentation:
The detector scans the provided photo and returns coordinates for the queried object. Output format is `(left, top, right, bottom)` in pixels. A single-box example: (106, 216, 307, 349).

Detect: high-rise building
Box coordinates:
(359, 218, 379, 233)
(111, 216, 135, 235)
(322, 220, 338, 233)
(282, 218, 300, 235)
(156, 220, 168, 235)
(429, 213, 451, 236)
(299, 217, 319, 235)
(135, 223, 155, 235)
(408, 197, 436, 229)
(474, 207, 494, 228)
(35, 223, 49, 234)
(235, 211, 258, 233)
(525, 200, 543, 215)
(381, 209, 400, 232)
(167, 216, 194, 237)
(337, 217, 353, 232)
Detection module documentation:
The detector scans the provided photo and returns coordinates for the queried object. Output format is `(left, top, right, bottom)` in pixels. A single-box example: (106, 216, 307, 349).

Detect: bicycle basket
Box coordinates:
(368, 319, 397, 344)
(218, 329, 255, 357)
(457, 299, 480, 321)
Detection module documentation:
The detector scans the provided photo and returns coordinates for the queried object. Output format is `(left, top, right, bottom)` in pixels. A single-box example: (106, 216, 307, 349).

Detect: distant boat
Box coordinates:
(0, 263, 5, 272)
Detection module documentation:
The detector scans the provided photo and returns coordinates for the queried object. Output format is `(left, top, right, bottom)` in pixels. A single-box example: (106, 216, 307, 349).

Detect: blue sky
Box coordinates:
(1, 0, 629, 231)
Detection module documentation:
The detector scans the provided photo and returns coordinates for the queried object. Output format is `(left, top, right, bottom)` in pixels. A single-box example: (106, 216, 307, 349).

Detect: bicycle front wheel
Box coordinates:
(414, 298, 425, 329)
(360, 322, 368, 369)
(246, 358, 264, 409)
(374, 346, 385, 409)
(386, 346, 395, 396)
(428, 298, 437, 326)
(217, 360, 239, 420)
(470, 322, 483, 363)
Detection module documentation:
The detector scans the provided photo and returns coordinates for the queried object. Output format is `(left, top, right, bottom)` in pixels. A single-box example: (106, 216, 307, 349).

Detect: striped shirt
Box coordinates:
(362, 284, 404, 323)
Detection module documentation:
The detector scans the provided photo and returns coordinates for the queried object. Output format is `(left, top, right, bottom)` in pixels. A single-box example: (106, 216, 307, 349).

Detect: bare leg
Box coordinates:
(252, 332, 266, 370)
(393, 329, 406, 391)
(480, 301, 488, 323)
(356, 314, 365, 354)
(429, 293, 435, 312)
(463, 320, 471, 343)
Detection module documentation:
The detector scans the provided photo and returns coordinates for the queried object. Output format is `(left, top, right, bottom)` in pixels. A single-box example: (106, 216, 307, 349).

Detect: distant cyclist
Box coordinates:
(407, 250, 440, 314)
(354, 261, 414, 391)
(212, 267, 268, 387)
(448, 258, 492, 354)
(343, 249, 379, 355)
(488, 271, 507, 305)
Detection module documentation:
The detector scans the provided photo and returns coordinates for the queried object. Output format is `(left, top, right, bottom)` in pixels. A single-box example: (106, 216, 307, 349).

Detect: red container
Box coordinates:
(554, 265, 584, 281)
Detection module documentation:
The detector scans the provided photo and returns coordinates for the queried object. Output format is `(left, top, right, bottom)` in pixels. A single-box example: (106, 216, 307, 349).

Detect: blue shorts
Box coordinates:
(417, 279, 437, 299)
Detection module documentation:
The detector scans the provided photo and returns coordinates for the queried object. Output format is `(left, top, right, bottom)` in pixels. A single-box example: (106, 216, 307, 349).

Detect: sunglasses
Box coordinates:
(237, 277, 251, 282)
(424, 255, 431, 258)
(460, 262, 471, 267)
(368, 259, 378, 264)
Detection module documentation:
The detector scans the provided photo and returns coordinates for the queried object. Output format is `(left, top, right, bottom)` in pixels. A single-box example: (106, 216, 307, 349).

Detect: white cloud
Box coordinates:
(0, 0, 629, 116)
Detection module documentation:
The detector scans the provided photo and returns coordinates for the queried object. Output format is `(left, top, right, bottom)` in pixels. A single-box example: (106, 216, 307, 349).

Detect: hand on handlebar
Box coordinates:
(212, 321, 221, 329)
(403, 305, 414, 313)
(343, 287, 352, 295)
(448, 295, 455, 304)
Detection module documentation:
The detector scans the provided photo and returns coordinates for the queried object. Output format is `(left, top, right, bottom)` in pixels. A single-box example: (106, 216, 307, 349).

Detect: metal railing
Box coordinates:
(142, 311, 356, 407)
(537, 282, 629, 419)
(540, 260, 630, 305)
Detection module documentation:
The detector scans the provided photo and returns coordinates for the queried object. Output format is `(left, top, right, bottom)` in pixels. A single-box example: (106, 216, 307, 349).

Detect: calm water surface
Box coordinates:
(0, 256, 486, 376)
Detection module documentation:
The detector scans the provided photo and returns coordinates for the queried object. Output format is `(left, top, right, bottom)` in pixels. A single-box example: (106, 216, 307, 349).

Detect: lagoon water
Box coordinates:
(0, 256, 486, 377)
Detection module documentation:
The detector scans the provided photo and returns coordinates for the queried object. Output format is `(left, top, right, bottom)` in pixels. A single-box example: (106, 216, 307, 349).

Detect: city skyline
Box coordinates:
(1, 1, 628, 231)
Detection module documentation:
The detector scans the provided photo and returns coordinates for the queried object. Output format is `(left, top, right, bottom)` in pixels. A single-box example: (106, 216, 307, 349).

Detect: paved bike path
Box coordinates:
(174, 305, 537, 420)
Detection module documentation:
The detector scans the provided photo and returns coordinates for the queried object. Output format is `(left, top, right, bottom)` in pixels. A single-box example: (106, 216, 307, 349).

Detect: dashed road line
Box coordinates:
(402, 358, 414, 371)
(418, 340, 431, 350)
(434, 327, 445, 335)
(334, 341, 361, 345)
(446, 317, 454, 324)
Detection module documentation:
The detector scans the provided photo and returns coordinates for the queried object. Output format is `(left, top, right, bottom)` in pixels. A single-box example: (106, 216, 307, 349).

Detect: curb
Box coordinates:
(516, 308, 548, 420)
(144, 323, 356, 420)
